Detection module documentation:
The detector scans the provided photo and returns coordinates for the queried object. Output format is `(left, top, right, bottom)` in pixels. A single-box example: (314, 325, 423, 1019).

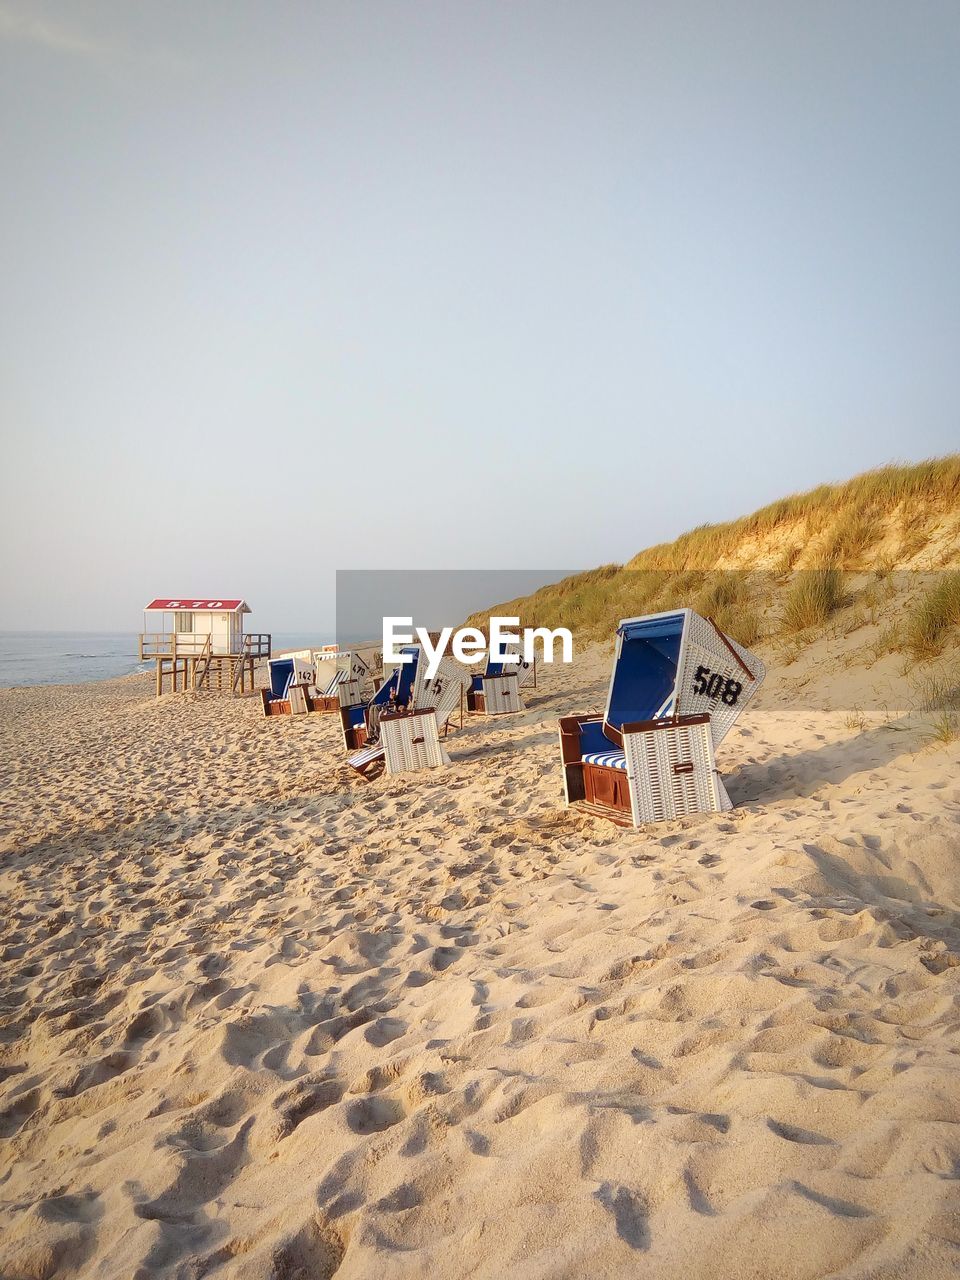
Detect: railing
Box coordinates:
(243, 633, 271, 659)
(139, 632, 211, 658)
(138, 632, 272, 660)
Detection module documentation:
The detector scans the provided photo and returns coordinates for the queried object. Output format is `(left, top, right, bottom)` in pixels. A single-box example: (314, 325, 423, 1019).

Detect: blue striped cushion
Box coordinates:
(583, 750, 628, 771)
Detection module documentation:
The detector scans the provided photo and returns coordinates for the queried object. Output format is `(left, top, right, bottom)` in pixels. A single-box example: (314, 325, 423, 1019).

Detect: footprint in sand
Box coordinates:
(345, 1095, 406, 1135)
(0, 1087, 43, 1137)
(364, 1017, 407, 1048)
(767, 1118, 834, 1145)
(272, 1075, 345, 1139)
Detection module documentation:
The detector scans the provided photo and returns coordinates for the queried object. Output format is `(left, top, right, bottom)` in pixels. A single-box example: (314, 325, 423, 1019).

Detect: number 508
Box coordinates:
(693, 665, 742, 706)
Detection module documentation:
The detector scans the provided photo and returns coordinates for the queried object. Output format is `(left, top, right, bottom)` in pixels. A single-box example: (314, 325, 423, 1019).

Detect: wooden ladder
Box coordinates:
(192, 635, 213, 690)
(231, 635, 252, 694)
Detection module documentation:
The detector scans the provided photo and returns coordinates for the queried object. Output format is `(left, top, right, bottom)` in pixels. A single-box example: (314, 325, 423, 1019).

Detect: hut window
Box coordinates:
(175, 612, 194, 633)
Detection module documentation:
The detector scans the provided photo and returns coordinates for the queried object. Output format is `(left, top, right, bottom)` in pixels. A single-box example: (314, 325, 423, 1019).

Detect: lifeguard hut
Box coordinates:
(139, 598, 271, 697)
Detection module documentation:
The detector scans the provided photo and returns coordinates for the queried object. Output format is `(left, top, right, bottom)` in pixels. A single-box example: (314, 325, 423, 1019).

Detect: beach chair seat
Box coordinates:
(559, 609, 763, 826)
(581, 748, 628, 770)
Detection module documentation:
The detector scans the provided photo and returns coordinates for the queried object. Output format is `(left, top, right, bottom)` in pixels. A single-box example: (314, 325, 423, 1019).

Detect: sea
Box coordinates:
(0, 632, 333, 689)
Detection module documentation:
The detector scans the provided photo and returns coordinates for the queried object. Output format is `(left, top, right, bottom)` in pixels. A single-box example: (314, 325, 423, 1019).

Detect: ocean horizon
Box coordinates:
(0, 631, 335, 689)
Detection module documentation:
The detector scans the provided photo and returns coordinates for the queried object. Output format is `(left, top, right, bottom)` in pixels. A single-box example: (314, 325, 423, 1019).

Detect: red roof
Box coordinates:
(144, 598, 249, 612)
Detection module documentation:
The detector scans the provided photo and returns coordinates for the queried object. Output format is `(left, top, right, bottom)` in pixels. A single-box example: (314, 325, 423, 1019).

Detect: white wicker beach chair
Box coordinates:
(559, 609, 763, 826)
(466, 639, 532, 716)
(347, 649, 471, 777)
(261, 652, 317, 716)
(343, 645, 422, 761)
(311, 649, 372, 711)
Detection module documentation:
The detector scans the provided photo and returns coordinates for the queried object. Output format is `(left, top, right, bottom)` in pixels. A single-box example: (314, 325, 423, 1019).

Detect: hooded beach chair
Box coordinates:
(310, 649, 373, 712)
(346, 650, 472, 777)
(558, 609, 764, 826)
(466, 640, 536, 716)
(260, 651, 316, 716)
(342, 645, 421, 771)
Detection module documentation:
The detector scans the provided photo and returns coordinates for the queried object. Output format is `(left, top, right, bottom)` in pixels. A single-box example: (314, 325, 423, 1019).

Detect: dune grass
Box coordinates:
(904, 572, 960, 660)
(781, 569, 845, 633)
(911, 662, 960, 745)
(817, 512, 882, 568)
(466, 456, 960, 654)
(630, 456, 960, 572)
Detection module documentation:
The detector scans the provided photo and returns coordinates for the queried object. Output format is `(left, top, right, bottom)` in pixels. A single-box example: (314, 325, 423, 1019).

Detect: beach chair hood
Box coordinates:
(602, 609, 764, 748)
(603, 613, 685, 745)
(372, 645, 420, 707)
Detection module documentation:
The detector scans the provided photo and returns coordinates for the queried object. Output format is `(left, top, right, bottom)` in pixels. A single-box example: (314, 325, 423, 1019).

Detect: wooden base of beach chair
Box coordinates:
(261, 689, 292, 717)
(583, 762, 632, 814)
(307, 694, 341, 713)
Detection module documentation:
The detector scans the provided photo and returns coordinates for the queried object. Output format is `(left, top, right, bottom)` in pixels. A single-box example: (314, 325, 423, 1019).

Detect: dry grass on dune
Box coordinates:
(634, 453, 960, 573)
(466, 457, 960, 660)
(903, 571, 960, 660)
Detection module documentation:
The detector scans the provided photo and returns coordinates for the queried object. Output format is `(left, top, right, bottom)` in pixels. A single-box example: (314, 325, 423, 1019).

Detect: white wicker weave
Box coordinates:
(622, 717, 724, 824)
(675, 612, 764, 744)
(482, 673, 522, 715)
(382, 710, 449, 775)
(496, 639, 536, 689)
(315, 650, 373, 698)
(412, 655, 470, 727)
(285, 654, 316, 687)
(288, 685, 309, 716)
(337, 678, 363, 708)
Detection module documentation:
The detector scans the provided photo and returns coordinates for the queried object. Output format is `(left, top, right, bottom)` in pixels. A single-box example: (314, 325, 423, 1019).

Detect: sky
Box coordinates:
(1, 0, 958, 633)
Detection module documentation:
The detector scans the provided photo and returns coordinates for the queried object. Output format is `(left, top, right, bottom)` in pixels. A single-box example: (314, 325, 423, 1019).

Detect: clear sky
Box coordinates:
(1, 1, 957, 633)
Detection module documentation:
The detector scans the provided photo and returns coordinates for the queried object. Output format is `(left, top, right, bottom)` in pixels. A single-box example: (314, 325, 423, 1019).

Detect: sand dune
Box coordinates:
(1, 645, 959, 1279)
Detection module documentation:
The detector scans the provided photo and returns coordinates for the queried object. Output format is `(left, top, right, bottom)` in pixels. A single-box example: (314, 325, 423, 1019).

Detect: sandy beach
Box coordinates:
(1, 638, 958, 1280)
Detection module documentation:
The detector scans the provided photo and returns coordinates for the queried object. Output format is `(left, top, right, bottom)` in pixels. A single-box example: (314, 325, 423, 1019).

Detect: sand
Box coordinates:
(1, 645, 959, 1279)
